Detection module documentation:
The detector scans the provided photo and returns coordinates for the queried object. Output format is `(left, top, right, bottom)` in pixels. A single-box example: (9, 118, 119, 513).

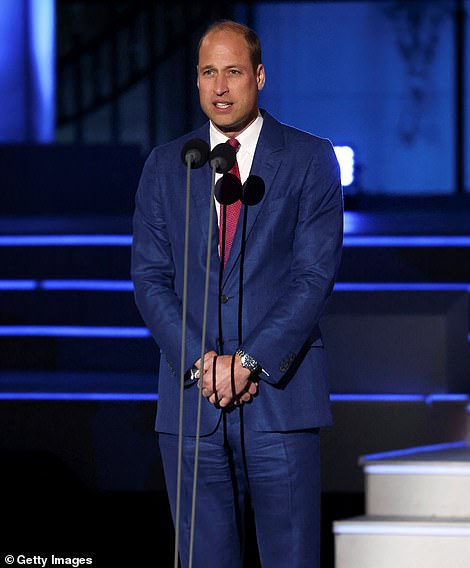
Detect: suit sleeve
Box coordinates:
(130, 149, 205, 379)
(241, 140, 343, 384)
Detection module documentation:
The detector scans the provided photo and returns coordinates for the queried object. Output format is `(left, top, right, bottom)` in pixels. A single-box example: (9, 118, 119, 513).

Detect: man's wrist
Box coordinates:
(184, 363, 199, 384)
(236, 349, 268, 377)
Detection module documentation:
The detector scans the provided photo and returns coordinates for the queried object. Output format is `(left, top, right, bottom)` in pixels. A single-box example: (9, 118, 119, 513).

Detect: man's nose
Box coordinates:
(214, 75, 228, 95)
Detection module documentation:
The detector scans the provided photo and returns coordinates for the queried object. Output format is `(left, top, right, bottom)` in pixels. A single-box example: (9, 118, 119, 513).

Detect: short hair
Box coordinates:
(197, 20, 262, 71)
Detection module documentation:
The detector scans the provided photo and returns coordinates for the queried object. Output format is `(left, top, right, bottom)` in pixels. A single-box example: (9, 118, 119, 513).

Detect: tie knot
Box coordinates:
(227, 138, 240, 152)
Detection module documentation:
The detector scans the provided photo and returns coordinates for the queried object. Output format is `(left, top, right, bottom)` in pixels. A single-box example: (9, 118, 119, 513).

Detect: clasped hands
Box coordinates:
(195, 350, 258, 408)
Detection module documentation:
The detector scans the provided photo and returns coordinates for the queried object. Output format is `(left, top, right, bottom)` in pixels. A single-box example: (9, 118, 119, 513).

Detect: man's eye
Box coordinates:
(203, 69, 215, 76)
(229, 69, 241, 75)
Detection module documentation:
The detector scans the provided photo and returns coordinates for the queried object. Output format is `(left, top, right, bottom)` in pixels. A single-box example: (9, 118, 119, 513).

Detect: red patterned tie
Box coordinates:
(220, 138, 242, 267)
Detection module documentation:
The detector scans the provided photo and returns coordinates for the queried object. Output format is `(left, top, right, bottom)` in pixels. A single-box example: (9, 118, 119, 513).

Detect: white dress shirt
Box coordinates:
(209, 113, 264, 223)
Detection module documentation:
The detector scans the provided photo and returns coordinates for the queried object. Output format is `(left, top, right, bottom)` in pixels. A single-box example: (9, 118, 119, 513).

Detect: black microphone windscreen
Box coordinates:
(181, 138, 210, 168)
(209, 143, 236, 174)
(241, 175, 265, 205)
(215, 173, 242, 205)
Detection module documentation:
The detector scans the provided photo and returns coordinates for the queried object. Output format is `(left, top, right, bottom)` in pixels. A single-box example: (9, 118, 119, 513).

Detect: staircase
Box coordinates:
(334, 441, 470, 568)
(328, 199, 470, 567)
(0, 144, 163, 495)
(1, 144, 470, 566)
(319, 204, 470, 500)
(56, 2, 235, 148)
(0, 144, 158, 380)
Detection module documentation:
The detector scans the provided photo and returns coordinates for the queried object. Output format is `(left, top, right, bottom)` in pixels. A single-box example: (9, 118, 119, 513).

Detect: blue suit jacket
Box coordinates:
(131, 111, 343, 435)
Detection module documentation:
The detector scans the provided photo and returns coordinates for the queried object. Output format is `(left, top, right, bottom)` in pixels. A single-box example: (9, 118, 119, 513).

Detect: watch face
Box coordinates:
(237, 350, 259, 373)
(244, 356, 257, 372)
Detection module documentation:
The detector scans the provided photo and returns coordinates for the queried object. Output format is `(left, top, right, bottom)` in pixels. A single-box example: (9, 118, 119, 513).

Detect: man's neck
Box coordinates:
(210, 113, 260, 139)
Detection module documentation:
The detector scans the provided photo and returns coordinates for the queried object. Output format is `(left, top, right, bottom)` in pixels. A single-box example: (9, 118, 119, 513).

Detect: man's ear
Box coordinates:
(196, 66, 200, 89)
(256, 64, 265, 91)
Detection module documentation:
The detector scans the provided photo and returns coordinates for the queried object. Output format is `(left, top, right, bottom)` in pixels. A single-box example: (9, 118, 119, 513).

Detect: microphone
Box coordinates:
(241, 175, 265, 205)
(209, 143, 236, 173)
(180, 138, 210, 168)
(214, 173, 242, 205)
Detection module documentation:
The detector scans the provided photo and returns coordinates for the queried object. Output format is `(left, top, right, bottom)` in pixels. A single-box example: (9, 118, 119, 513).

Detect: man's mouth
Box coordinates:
(214, 102, 232, 109)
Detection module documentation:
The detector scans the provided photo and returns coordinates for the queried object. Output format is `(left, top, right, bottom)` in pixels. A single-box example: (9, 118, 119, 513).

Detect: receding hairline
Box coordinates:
(197, 20, 262, 71)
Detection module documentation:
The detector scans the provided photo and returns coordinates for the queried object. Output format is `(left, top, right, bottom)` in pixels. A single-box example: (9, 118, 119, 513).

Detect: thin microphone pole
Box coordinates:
(236, 176, 265, 558)
(173, 155, 192, 568)
(188, 143, 236, 568)
(174, 139, 209, 568)
(188, 162, 217, 568)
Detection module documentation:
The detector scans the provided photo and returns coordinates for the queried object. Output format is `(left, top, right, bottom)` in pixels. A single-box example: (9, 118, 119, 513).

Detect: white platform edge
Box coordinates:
(334, 518, 470, 537)
(364, 463, 470, 475)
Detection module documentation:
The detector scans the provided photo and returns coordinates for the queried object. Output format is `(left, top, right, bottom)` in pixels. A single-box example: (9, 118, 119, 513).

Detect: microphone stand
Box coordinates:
(188, 161, 217, 568)
(174, 139, 209, 568)
(173, 154, 192, 568)
(187, 144, 236, 568)
(236, 176, 265, 561)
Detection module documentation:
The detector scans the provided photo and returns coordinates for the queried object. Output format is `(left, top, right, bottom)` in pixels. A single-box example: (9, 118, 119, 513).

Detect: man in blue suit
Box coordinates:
(131, 20, 343, 568)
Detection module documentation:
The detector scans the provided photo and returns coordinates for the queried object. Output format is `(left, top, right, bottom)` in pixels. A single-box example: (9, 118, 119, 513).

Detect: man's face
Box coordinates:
(197, 30, 265, 138)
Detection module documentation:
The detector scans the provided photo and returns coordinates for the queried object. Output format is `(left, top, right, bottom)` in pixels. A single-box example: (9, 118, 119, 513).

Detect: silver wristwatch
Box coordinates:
(236, 349, 261, 375)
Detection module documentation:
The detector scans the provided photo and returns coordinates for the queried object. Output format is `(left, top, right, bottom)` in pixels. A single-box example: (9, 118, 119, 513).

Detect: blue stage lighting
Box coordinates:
(0, 0, 55, 141)
(0, 392, 159, 401)
(0, 325, 150, 338)
(333, 283, 470, 292)
(0, 279, 135, 291)
(362, 441, 468, 462)
(29, 0, 55, 141)
(3, 234, 470, 248)
(330, 394, 425, 403)
(330, 394, 469, 404)
(0, 280, 37, 290)
(41, 280, 134, 291)
(343, 235, 470, 247)
(0, 235, 132, 246)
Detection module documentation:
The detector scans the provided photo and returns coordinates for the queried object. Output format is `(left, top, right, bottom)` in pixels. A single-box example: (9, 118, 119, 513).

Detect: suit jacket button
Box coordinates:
(220, 294, 229, 304)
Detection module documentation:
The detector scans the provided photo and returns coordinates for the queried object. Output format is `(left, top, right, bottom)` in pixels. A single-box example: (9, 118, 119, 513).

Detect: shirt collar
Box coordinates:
(209, 113, 264, 157)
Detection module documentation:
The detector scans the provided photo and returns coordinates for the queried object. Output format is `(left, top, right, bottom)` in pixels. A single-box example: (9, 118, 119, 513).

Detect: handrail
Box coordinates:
(56, 3, 229, 134)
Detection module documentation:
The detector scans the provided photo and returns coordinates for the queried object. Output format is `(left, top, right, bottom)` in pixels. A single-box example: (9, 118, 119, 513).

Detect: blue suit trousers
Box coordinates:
(159, 408, 321, 568)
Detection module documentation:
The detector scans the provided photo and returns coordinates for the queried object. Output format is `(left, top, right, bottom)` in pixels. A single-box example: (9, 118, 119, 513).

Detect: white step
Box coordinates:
(321, 397, 469, 493)
(361, 443, 470, 518)
(334, 516, 470, 568)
